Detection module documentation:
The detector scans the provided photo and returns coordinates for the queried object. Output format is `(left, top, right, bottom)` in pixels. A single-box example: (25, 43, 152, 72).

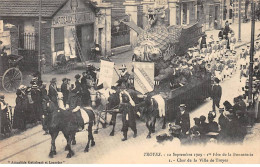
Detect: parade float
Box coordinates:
(123, 5, 212, 121)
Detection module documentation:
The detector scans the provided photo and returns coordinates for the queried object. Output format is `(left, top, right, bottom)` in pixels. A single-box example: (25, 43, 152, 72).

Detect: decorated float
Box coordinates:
(123, 5, 212, 121)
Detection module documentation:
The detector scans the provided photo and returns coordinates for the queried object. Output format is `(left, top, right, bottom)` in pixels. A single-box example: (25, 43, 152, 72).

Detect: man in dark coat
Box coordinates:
(48, 78, 58, 107)
(66, 85, 84, 131)
(41, 83, 51, 135)
(120, 91, 137, 141)
(175, 104, 190, 137)
(218, 107, 230, 142)
(81, 72, 90, 106)
(61, 78, 70, 106)
(75, 74, 82, 94)
(31, 84, 42, 122)
(200, 34, 207, 49)
(211, 77, 222, 112)
(218, 28, 224, 40)
(208, 111, 219, 132)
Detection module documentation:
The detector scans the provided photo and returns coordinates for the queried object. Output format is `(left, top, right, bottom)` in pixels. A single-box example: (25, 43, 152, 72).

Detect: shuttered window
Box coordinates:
(54, 27, 64, 52)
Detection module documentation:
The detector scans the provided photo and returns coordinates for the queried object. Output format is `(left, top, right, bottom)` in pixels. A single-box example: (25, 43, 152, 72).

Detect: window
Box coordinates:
(54, 27, 64, 52)
(183, 3, 188, 25)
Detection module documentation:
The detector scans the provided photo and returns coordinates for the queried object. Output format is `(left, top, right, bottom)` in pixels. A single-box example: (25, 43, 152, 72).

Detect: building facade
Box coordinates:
(0, 0, 112, 69)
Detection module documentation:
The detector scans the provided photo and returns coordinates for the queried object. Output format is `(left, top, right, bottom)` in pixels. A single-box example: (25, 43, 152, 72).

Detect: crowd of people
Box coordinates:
(0, 64, 98, 135)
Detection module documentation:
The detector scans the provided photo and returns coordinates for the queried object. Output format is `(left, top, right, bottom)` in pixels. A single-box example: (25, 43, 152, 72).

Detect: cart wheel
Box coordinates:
(2, 67, 22, 92)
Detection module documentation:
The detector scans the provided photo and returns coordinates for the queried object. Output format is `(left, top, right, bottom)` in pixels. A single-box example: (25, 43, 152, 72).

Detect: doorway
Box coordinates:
(76, 24, 94, 61)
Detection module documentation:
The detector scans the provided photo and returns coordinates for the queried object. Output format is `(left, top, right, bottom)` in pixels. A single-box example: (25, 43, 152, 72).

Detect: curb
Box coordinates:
(235, 37, 260, 49)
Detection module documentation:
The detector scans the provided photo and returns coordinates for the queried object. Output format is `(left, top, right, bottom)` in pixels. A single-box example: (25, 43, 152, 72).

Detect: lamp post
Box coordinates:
(38, 0, 42, 73)
(248, 0, 255, 105)
(238, 0, 242, 42)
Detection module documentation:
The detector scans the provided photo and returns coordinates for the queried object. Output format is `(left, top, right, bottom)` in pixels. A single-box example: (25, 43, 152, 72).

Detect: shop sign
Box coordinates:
(52, 12, 95, 27)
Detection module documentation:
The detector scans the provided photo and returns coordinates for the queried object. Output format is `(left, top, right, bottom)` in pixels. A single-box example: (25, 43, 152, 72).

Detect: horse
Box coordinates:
(140, 94, 166, 139)
(47, 92, 96, 158)
(94, 87, 143, 136)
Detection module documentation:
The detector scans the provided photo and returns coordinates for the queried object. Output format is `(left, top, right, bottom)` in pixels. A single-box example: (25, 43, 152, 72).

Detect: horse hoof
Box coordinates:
(94, 130, 98, 134)
(146, 135, 151, 139)
(84, 148, 89, 152)
(110, 132, 114, 136)
(72, 140, 76, 145)
(91, 141, 95, 147)
(49, 153, 54, 158)
(66, 154, 71, 158)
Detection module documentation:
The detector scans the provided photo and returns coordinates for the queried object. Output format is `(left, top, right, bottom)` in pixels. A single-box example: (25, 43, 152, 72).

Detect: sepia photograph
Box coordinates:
(0, 0, 260, 164)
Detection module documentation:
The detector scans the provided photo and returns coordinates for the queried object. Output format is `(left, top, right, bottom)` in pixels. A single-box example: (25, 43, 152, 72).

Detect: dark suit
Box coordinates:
(48, 84, 58, 106)
(81, 76, 90, 106)
(175, 110, 190, 135)
(211, 84, 222, 111)
(120, 102, 136, 139)
(61, 83, 69, 106)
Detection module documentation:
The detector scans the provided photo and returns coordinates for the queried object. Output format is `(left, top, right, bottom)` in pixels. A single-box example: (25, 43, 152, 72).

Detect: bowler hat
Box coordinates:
(50, 78, 57, 83)
(62, 78, 68, 82)
(0, 94, 5, 100)
(214, 77, 220, 83)
(119, 64, 127, 70)
(199, 115, 206, 122)
(75, 74, 81, 79)
(208, 111, 216, 119)
(16, 89, 22, 96)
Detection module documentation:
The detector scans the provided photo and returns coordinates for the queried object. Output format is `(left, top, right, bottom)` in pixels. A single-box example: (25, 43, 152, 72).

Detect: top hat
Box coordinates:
(75, 74, 81, 79)
(119, 64, 127, 70)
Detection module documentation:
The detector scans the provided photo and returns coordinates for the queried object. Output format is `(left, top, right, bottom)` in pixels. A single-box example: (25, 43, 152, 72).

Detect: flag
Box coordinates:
(133, 62, 154, 94)
(98, 60, 115, 88)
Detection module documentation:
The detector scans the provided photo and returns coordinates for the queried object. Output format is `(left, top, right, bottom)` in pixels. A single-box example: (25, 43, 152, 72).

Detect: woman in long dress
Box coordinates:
(13, 90, 26, 130)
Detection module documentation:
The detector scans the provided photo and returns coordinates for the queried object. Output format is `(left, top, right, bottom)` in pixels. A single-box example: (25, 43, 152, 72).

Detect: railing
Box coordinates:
(19, 33, 37, 50)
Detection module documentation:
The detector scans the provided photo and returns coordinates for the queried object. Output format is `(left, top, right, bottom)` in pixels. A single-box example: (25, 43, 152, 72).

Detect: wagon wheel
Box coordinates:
(2, 67, 22, 92)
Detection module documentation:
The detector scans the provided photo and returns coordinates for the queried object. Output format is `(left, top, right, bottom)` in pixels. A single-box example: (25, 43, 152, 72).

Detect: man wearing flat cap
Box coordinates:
(48, 78, 58, 107)
(175, 104, 190, 137)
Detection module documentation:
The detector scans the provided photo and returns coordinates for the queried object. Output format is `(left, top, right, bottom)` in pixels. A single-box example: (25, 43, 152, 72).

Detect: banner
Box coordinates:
(98, 60, 115, 88)
(133, 62, 154, 94)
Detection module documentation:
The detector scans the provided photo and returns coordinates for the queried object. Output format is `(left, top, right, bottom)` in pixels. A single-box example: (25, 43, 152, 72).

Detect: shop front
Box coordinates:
(51, 0, 112, 65)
